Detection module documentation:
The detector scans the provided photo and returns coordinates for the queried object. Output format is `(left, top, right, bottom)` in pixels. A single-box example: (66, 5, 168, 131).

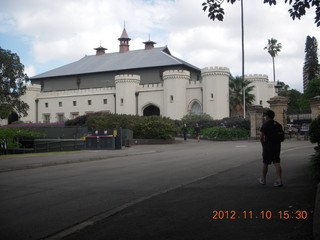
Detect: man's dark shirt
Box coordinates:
(260, 120, 282, 164)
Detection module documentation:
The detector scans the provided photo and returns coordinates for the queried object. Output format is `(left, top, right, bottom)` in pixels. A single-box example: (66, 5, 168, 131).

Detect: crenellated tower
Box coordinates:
(115, 74, 140, 115)
(201, 67, 230, 119)
(163, 70, 190, 119)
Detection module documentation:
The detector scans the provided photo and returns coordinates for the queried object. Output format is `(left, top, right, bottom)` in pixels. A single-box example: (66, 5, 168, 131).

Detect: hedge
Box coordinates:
(201, 127, 250, 141)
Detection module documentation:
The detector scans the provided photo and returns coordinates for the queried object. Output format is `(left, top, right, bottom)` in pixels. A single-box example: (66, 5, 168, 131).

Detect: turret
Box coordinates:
(201, 67, 230, 119)
(163, 70, 190, 119)
(118, 28, 131, 53)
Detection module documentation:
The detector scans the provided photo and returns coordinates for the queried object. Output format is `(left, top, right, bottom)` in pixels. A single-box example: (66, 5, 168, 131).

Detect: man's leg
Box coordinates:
(258, 163, 268, 185)
(274, 162, 282, 183)
(262, 163, 268, 180)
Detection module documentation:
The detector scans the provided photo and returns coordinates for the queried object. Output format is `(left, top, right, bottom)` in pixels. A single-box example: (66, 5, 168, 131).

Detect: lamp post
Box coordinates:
(241, 0, 245, 119)
(274, 80, 282, 95)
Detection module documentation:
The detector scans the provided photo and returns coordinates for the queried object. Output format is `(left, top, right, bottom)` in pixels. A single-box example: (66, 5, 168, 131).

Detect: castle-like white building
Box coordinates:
(18, 28, 275, 123)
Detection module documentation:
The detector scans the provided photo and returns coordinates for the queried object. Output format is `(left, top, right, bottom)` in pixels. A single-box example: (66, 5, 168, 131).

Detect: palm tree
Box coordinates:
(264, 38, 282, 82)
(229, 76, 255, 117)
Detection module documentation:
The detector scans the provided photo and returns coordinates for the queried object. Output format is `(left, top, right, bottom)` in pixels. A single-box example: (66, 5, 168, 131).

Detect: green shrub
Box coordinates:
(178, 113, 250, 132)
(201, 127, 249, 141)
(71, 112, 177, 140)
(309, 115, 320, 148)
(0, 127, 45, 148)
(133, 116, 177, 139)
(310, 150, 320, 184)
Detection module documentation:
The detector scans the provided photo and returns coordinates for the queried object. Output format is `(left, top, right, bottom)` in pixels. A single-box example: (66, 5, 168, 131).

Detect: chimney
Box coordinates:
(94, 46, 107, 56)
(143, 39, 156, 50)
(118, 28, 131, 53)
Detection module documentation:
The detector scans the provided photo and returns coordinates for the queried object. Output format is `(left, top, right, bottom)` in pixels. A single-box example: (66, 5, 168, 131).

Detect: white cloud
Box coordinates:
(25, 65, 36, 78)
(1, 0, 319, 92)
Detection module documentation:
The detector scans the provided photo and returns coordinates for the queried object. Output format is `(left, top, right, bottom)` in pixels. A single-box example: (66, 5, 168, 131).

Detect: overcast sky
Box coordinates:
(1, 0, 319, 92)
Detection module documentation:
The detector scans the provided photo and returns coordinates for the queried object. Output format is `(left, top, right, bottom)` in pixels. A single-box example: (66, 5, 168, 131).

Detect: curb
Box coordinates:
(314, 183, 320, 240)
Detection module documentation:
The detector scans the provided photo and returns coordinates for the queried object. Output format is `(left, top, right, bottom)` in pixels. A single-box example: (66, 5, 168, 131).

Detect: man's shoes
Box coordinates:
(273, 180, 283, 187)
(258, 178, 266, 185)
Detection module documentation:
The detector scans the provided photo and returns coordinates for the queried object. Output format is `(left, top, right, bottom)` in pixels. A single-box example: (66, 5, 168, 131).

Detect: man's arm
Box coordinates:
(260, 131, 265, 145)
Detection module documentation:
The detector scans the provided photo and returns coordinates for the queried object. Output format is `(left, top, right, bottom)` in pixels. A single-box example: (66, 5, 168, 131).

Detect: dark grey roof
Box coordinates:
(31, 46, 200, 79)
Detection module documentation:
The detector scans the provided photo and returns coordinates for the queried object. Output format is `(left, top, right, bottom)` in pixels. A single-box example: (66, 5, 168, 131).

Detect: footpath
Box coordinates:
(0, 139, 319, 240)
(61, 140, 319, 240)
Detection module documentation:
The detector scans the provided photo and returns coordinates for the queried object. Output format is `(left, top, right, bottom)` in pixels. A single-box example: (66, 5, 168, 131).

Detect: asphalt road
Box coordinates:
(0, 139, 317, 240)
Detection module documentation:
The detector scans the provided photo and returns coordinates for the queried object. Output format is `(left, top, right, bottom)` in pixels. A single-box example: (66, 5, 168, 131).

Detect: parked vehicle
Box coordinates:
(287, 124, 298, 133)
(300, 123, 310, 134)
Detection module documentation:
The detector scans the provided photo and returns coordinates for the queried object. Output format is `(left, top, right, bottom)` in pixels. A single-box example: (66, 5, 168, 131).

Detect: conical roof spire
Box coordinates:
(118, 23, 131, 53)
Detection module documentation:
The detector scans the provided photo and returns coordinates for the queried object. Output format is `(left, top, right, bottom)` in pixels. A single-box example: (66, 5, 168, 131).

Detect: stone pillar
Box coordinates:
(248, 105, 264, 139)
(267, 96, 289, 130)
(310, 96, 320, 120)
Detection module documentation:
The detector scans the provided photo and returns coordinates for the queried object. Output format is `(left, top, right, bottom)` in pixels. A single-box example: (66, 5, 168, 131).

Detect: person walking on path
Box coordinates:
(194, 123, 201, 142)
(182, 124, 188, 141)
(258, 110, 285, 187)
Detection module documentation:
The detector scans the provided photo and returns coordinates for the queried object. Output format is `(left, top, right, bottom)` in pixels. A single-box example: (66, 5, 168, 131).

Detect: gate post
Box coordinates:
(267, 96, 289, 131)
(248, 105, 264, 139)
(310, 96, 320, 120)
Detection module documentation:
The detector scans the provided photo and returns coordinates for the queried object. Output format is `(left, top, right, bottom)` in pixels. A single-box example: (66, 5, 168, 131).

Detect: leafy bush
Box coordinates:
(201, 127, 249, 141)
(133, 116, 177, 139)
(310, 150, 320, 184)
(68, 112, 177, 140)
(309, 116, 320, 184)
(309, 115, 320, 148)
(0, 127, 45, 148)
(179, 113, 250, 131)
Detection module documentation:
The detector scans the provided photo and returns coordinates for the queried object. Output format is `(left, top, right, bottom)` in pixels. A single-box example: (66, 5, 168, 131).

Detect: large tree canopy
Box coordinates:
(202, 0, 320, 26)
(0, 47, 29, 120)
(304, 36, 319, 84)
(304, 78, 320, 99)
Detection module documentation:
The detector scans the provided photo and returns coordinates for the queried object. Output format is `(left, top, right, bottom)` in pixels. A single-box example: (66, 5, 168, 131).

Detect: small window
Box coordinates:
(210, 93, 214, 100)
(57, 113, 64, 122)
(170, 95, 174, 103)
(73, 101, 77, 106)
(71, 112, 79, 119)
(120, 98, 124, 105)
(259, 100, 263, 105)
(43, 114, 50, 123)
(88, 100, 92, 105)
(59, 102, 62, 107)
(103, 99, 107, 104)
(45, 103, 48, 108)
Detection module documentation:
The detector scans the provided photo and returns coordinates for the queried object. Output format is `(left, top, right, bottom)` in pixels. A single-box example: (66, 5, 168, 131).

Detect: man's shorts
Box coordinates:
(262, 144, 281, 165)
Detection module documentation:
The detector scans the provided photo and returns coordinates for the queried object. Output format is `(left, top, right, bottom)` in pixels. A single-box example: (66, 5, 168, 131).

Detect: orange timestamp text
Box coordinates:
(212, 210, 309, 220)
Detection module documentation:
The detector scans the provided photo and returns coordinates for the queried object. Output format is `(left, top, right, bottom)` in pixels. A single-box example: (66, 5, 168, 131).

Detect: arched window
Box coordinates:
(191, 102, 201, 115)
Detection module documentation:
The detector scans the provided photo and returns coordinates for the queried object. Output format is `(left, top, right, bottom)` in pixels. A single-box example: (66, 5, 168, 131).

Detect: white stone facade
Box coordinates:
(247, 74, 276, 108)
(20, 67, 275, 123)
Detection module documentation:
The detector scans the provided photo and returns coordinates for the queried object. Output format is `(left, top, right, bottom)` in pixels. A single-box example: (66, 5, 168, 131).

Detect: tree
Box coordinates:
(202, 0, 320, 26)
(264, 38, 282, 82)
(0, 47, 29, 119)
(276, 81, 290, 97)
(303, 36, 319, 89)
(304, 78, 320, 99)
(229, 76, 255, 117)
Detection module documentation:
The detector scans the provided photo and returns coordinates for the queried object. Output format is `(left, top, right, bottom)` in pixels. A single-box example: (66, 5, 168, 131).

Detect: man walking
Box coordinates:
(258, 110, 284, 187)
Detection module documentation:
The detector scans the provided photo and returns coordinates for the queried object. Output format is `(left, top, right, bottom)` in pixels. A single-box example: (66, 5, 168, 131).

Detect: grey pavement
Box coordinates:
(61, 139, 318, 240)
(0, 138, 319, 240)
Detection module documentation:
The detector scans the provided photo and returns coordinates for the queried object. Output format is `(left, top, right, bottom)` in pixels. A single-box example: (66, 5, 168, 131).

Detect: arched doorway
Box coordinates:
(143, 105, 160, 116)
(8, 112, 19, 124)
